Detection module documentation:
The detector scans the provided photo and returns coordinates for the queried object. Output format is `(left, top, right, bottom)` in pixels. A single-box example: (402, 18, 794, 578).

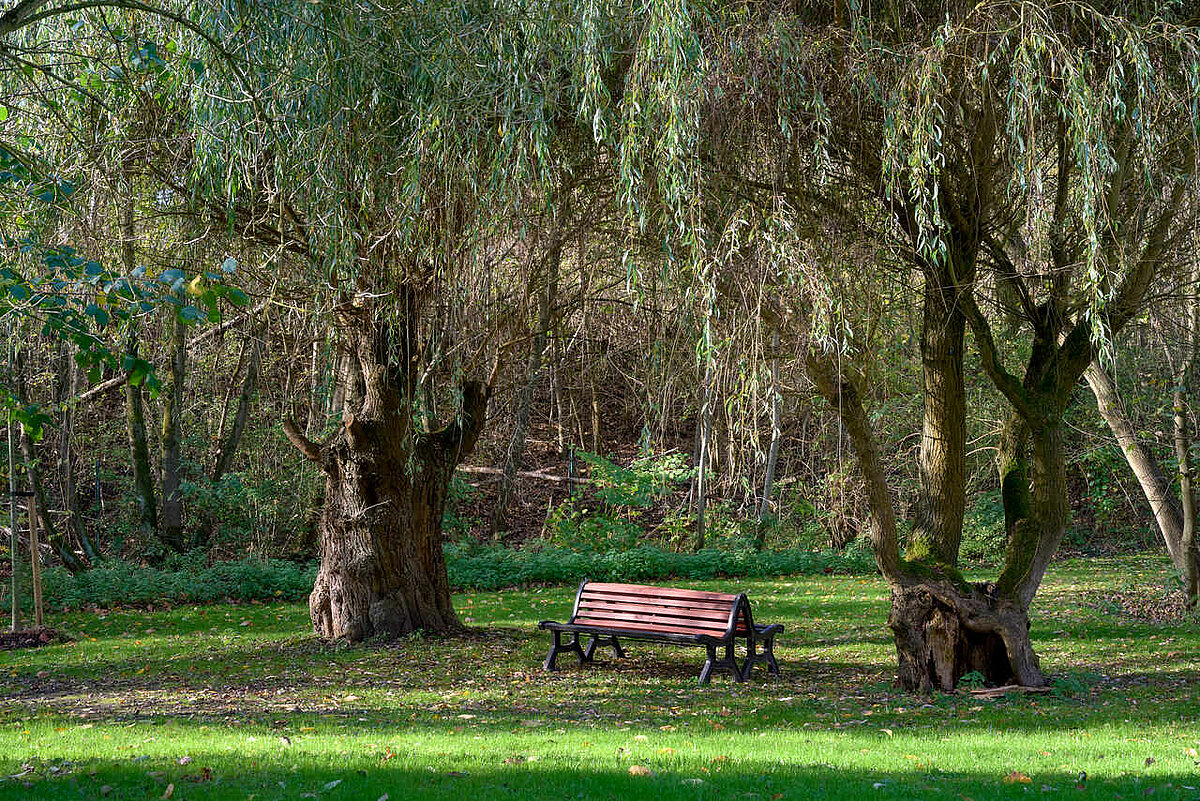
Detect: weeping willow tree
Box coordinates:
(692, 1, 1200, 689)
(180, 0, 653, 640)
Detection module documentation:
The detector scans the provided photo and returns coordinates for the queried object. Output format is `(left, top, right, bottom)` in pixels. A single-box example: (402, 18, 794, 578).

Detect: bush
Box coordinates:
(30, 540, 878, 611)
(40, 557, 317, 610)
(444, 541, 877, 591)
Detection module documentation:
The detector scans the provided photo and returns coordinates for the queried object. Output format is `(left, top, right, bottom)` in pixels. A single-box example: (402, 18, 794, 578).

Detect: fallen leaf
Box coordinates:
(322, 779, 342, 791)
(163, 783, 175, 799)
(628, 765, 655, 777)
(1003, 771, 1032, 784)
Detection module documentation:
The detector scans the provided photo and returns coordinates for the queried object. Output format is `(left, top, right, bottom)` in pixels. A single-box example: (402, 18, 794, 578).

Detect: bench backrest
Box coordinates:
(569, 581, 753, 641)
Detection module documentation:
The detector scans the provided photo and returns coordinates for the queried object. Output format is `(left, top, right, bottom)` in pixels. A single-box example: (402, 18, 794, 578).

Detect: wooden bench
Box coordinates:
(538, 580, 782, 684)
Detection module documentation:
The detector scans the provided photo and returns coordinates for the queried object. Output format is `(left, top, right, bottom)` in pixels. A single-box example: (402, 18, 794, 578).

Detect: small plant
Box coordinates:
(956, 670, 986, 691)
(1051, 670, 1103, 698)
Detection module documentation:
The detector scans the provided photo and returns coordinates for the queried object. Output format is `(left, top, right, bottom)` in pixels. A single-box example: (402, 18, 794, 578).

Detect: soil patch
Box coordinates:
(0, 627, 65, 651)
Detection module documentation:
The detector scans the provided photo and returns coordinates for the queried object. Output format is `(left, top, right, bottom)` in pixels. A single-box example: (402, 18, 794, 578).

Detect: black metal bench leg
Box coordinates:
(728, 641, 746, 683)
(584, 634, 626, 662)
(741, 634, 758, 681)
(699, 642, 742, 685)
(741, 629, 780, 679)
(699, 644, 716, 685)
(765, 636, 780, 675)
(544, 631, 585, 671)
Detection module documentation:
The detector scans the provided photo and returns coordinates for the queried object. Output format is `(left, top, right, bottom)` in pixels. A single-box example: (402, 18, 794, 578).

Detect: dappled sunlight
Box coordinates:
(3, 559, 1199, 799)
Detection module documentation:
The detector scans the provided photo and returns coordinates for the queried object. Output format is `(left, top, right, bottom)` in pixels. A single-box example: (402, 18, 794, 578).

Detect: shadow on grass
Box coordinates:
(1, 759, 1195, 801)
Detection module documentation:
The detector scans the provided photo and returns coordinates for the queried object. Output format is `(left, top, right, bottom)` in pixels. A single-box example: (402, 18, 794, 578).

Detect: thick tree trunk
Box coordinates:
(997, 417, 1070, 611)
(120, 172, 159, 553)
(907, 271, 968, 565)
(888, 579, 1043, 691)
(1175, 379, 1199, 606)
(286, 318, 489, 642)
(160, 309, 187, 552)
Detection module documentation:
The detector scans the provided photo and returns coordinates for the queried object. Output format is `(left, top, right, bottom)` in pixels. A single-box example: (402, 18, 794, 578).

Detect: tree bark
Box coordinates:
(694, 331, 714, 552)
(55, 344, 96, 564)
(125, 334, 160, 550)
(27, 496, 43, 627)
(907, 265, 968, 566)
(1084, 362, 1193, 574)
(160, 308, 188, 551)
(120, 167, 160, 553)
(14, 349, 87, 573)
(1174, 267, 1200, 606)
(212, 320, 264, 482)
(286, 312, 489, 641)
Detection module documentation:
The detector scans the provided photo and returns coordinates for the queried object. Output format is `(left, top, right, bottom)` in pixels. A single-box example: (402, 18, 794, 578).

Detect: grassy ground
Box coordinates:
(1, 555, 1197, 800)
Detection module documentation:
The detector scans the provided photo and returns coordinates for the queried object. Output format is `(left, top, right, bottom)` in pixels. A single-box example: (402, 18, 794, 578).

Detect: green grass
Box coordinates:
(2, 556, 1197, 800)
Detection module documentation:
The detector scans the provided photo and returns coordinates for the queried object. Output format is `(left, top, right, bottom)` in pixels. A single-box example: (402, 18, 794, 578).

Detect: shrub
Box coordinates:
(32, 540, 878, 611)
(444, 541, 877, 591)
(40, 557, 317, 610)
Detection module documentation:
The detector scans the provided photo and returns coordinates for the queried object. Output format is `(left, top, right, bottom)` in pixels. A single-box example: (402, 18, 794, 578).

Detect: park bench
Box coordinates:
(538, 580, 782, 684)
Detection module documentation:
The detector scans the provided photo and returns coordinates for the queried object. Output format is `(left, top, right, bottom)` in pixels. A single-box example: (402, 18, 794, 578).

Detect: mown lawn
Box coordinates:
(1, 556, 1197, 800)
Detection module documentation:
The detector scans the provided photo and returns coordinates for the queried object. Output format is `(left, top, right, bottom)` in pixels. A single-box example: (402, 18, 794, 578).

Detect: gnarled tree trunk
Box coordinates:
(285, 314, 489, 642)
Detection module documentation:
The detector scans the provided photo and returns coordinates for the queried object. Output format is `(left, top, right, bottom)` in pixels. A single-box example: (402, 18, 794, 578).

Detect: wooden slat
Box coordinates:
(575, 608, 729, 632)
(585, 582, 739, 602)
(577, 600, 730, 621)
(581, 591, 735, 614)
(572, 616, 719, 638)
(558, 580, 746, 645)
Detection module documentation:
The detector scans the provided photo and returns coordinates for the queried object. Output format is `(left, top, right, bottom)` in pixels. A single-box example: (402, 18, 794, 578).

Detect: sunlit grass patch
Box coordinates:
(1, 556, 1196, 800)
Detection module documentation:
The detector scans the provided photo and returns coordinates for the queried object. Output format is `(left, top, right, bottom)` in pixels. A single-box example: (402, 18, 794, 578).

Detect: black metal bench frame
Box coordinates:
(538, 580, 782, 684)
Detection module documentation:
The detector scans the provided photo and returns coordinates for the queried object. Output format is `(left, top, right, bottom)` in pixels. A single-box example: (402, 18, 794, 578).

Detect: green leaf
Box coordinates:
(85, 303, 110, 327)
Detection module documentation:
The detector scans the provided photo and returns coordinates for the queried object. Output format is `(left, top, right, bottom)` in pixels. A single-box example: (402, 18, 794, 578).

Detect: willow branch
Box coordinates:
(282, 418, 322, 463)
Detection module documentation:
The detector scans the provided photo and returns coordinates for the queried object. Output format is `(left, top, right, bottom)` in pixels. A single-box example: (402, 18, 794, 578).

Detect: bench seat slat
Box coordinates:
(576, 612, 731, 628)
(547, 618, 720, 637)
(579, 594, 737, 614)
(576, 601, 732, 622)
(585, 583, 739, 603)
(573, 612, 729, 635)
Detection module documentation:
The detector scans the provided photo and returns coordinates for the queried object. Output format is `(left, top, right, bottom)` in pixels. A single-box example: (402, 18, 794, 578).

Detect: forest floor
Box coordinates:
(0, 556, 1197, 800)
